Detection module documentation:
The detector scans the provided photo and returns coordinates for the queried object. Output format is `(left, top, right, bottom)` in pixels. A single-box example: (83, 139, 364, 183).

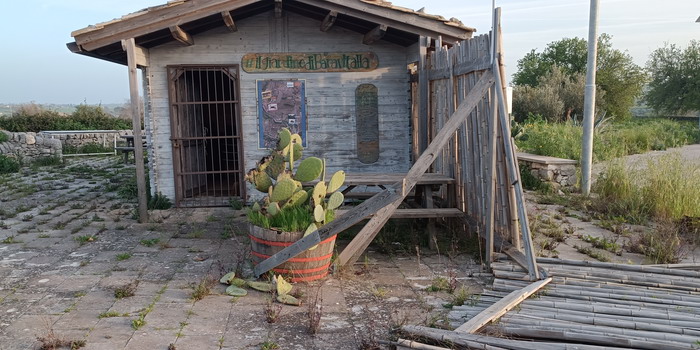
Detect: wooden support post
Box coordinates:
(253, 72, 495, 276)
(221, 11, 238, 32)
(491, 9, 538, 280)
(484, 86, 498, 267)
(363, 24, 387, 45)
(275, 0, 283, 18)
(425, 186, 437, 250)
(122, 38, 149, 223)
(418, 36, 430, 154)
(455, 277, 552, 333)
(492, 8, 518, 248)
(169, 25, 193, 46)
(320, 10, 337, 32)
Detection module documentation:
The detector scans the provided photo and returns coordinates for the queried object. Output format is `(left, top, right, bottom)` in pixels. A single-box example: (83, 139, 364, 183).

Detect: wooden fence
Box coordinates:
(416, 8, 537, 277)
(253, 9, 540, 281)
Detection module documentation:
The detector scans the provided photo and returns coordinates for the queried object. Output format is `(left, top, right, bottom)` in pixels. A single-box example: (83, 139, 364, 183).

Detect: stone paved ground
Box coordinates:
(0, 156, 487, 350)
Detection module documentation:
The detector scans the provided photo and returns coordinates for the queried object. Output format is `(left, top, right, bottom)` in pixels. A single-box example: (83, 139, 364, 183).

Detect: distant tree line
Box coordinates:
(511, 35, 699, 122)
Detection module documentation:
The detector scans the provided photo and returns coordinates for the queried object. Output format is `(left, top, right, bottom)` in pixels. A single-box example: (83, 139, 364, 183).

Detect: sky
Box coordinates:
(0, 0, 697, 104)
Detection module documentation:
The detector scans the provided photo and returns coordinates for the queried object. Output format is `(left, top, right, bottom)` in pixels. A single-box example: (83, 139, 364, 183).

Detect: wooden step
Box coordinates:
(336, 208, 463, 219)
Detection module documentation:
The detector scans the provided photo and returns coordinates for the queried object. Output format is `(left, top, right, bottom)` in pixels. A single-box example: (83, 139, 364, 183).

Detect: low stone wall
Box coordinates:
(0, 130, 63, 160)
(39, 130, 133, 148)
(517, 152, 578, 191)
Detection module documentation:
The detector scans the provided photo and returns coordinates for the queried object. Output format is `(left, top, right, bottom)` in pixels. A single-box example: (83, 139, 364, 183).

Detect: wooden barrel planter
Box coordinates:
(248, 224, 336, 282)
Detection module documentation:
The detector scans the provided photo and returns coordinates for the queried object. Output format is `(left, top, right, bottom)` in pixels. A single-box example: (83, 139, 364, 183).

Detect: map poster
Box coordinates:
(257, 80, 307, 148)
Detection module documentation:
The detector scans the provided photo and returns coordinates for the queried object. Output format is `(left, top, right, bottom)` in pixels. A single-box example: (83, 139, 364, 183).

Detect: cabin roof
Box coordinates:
(67, 0, 475, 65)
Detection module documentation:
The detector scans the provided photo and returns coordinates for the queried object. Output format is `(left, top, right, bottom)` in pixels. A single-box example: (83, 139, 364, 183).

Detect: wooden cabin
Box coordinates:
(68, 0, 475, 207)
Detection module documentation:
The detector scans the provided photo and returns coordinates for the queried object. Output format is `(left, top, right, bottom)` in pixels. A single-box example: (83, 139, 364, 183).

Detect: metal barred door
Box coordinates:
(168, 65, 245, 207)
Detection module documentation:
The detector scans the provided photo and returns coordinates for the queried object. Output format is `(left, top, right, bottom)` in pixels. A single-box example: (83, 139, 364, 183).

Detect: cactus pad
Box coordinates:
(247, 281, 273, 292)
(220, 272, 236, 285)
(314, 205, 325, 222)
(265, 154, 286, 179)
(230, 278, 247, 288)
(270, 179, 296, 202)
(226, 285, 248, 297)
(327, 170, 346, 193)
(275, 275, 293, 296)
(277, 128, 292, 150)
(290, 134, 302, 145)
(312, 181, 327, 207)
(283, 190, 308, 209)
(276, 294, 301, 306)
(267, 202, 280, 216)
(294, 157, 324, 182)
(304, 223, 319, 251)
(327, 192, 344, 210)
(251, 202, 261, 212)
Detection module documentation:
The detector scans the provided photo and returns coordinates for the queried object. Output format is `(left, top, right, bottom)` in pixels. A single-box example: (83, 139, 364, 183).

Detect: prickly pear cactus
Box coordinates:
(314, 205, 325, 222)
(312, 182, 327, 207)
(270, 179, 296, 202)
(327, 170, 346, 193)
(276, 294, 301, 306)
(226, 285, 248, 297)
(294, 157, 324, 182)
(327, 192, 344, 210)
(267, 202, 281, 216)
(277, 128, 292, 151)
(283, 190, 308, 209)
(265, 154, 286, 179)
(246, 127, 345, 239)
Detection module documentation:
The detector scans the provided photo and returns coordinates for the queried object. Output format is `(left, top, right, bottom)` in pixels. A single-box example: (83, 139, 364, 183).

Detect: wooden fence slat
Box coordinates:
(455, 277, 552, 333)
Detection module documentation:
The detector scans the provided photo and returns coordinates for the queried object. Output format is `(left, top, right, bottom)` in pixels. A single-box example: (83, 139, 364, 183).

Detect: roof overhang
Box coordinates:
(67, 0, 475, 66)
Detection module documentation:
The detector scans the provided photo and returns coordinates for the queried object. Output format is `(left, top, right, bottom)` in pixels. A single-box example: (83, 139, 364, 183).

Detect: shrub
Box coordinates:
(0, 131, 8, 143)
(593, 154, 700, 222)
(63, 143, 114, 155)
(0, 155, 20, 174)
(33, 156, 63, 167)
(148, 192, 172, 210)
(0, 104, 131, 132)
(516, 117, 699, 161)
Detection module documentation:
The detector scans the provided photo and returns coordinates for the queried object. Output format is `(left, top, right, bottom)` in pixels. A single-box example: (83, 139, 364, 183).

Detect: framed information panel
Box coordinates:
(257, 80, 307, 148)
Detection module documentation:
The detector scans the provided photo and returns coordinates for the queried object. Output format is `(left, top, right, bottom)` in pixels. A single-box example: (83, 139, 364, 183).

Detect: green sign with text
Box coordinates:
(242, 52, 378, 73)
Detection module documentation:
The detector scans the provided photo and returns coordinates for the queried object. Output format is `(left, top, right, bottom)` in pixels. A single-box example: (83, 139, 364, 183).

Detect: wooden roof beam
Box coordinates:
(275, 0, 283, 18)
(119, 40, 150, 67)
(74, 0, 259, 51)
(294, 0, 471, 44)
(320, 10, 337, 32)
(362, 24, 387, 45)
(169, 25, 194, 46)
(221, 11, 238, 32)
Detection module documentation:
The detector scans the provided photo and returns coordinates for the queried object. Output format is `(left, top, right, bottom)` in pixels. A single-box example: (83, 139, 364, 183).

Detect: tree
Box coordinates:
(645, 40, 700, 115)
(512, 66, 604, 122)
(513, 34, 646, 120)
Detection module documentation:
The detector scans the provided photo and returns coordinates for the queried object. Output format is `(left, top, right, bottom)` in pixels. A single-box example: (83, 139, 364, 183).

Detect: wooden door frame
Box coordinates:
(167, 64, 246, 207)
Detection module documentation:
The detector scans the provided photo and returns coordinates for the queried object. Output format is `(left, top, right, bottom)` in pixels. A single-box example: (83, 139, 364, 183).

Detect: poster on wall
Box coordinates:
(256, 80, 306, 148)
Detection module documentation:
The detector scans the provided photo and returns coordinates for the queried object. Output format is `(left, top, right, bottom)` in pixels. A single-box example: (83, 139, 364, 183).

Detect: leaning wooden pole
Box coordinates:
(123, 38, 149, 223)
(490, 9, 538, 280)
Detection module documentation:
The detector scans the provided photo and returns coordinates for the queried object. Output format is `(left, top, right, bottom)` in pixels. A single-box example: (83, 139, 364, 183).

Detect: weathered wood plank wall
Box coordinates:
(146, 12, 411, 200)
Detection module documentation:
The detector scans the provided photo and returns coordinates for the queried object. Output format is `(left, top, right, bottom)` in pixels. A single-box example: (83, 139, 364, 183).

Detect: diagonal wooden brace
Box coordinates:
(253, 71, 495, 277)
